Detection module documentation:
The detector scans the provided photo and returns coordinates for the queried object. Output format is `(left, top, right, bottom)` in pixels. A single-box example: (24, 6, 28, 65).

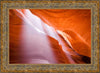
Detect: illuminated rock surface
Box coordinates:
(9, 9, 91, 64)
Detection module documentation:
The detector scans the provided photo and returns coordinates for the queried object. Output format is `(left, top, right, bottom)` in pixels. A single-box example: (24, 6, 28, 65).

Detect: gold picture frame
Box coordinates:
(0, 0, 99, 72)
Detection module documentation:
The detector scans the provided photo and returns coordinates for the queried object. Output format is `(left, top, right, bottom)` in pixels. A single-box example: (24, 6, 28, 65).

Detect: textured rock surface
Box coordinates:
(9, 9, 91, 64)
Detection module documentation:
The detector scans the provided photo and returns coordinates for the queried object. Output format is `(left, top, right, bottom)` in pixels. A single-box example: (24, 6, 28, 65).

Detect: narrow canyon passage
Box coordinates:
(9, 9, 91, 64)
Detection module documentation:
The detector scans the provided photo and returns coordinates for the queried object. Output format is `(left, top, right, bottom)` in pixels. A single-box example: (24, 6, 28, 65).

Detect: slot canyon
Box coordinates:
(9, 9, 91, 64)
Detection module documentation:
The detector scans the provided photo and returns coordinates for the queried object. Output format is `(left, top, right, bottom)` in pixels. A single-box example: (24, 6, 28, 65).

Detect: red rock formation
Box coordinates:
(9, 9, 91, 64)
(30, 9, 91, 57)
(30, 9, 91, 45)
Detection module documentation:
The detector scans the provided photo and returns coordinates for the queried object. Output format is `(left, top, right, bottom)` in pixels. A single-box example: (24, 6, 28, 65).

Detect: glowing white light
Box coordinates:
(19, 9, 58, 64)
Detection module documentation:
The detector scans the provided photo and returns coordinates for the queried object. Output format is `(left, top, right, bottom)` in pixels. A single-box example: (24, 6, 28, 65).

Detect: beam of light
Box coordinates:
(17, 9, 59, 64)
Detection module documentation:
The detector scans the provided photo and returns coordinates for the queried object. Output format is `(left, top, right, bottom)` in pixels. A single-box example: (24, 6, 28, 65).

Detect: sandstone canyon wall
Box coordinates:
(9, 9, 91, 64)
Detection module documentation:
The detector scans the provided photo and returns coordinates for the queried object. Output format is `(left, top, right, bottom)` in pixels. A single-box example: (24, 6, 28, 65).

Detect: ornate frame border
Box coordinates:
(0, 0, 99, 73)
